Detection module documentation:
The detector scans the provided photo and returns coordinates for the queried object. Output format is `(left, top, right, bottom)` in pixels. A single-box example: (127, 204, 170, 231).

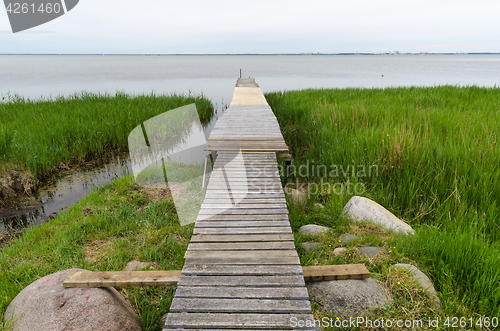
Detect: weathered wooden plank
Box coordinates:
(185, 249, 297, 258)
(208, 172, 280, 178)
(208, 137, 281, 141)
(217, 151, 276, 155)
(170, 298, 311, 313)
(203, 193, 285, 200)
(302, 264, 370, 281)
(62, 265, 370, 288)
(209, 173, 280, 179)
(202, 198, 286, 204)
(187, 241, 295, 251)
(190, 233, 294, 243)
(207, 142, 285, 146)
(198, 204, 286, 210)
(207, 138, 283, 142)
(185, 253, 299, 265)
(213, 159, 277, 164)
(177, 275, 304, 287)
(204, 185, 284, 192)
(207, 177, 280, 182)
(196, 215, 288, 221)
(185, 256, 300, 265)
(63, 270, 181, 288)
(197, 208, 288, 215)
(181, 264, 302, 276)
(203, 189, 283, 195)
(209, 173, 280, 178)
(165, 313, 315, 330)
(174, 286, 309, 299)
(194, 220, 290, 228)
(163, 330, 315, 331)
(193, 227, 292, 235)
(207, 146, 289, 152)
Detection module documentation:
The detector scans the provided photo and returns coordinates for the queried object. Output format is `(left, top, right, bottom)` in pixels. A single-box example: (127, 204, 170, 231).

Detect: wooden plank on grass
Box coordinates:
(63, 265, 370, 288)
(63, 270, 182, 288)
(302, 264, 370, 281)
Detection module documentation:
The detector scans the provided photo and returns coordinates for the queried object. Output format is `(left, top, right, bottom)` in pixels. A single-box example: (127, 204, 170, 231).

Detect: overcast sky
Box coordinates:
(1, 0, 499, 54)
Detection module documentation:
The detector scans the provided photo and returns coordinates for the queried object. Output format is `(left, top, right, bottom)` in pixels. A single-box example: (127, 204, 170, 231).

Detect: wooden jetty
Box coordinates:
(163, 78, 316, 330)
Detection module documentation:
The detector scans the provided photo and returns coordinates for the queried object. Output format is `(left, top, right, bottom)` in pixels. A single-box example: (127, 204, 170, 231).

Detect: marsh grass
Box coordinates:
(0, 176, 190, 331)
(0, 92, 214, 177)
(269, 86, 500, 318)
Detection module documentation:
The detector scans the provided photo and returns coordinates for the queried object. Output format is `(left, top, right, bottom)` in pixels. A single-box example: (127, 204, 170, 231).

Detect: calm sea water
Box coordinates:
(1, 54, 499, 108)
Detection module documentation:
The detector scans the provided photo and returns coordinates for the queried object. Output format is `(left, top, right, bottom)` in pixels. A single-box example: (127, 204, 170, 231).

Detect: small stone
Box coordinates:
(359, 246, 381, 258)
(301, 242, 323, 252)
(290, 188, 307, 204)
(299, 224, 331, 235)
(339, 234, 356, 244)
(306, 278, 392, 317)
(314, 203, 325, 209)
(394, 263, 441, 308)
(333, 247, 347, 256)
(342, 196, 414, 234)
(125, 261, 151, 271)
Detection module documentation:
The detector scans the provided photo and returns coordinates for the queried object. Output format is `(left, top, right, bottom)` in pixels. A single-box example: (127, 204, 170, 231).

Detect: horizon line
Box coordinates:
(1, 52, 500, 56)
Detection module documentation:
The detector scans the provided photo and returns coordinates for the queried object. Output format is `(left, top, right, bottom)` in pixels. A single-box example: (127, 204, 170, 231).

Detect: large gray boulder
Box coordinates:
(342, 196, 414, 234)
(4, 268, 142, 331)
(306, 278, 392, 317)
(394, 263, 441, 308)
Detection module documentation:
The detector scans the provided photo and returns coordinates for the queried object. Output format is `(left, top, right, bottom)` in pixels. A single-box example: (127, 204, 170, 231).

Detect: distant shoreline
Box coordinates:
(1, 52, 500, 56)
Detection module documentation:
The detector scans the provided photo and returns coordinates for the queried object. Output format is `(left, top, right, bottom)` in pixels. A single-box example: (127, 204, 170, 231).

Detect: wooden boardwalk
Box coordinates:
(164, 78, 315, 330)
(205, 78, 288, 152)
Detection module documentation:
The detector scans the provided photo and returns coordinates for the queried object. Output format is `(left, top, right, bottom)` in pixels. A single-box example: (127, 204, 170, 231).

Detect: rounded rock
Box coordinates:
(342, 196, 414, 234)
(4, 269, 142, 331)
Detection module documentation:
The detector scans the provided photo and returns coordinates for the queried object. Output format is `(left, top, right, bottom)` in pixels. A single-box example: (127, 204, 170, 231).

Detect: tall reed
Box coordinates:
(0, 92, 214, 177)
(266, 85, 500, 315)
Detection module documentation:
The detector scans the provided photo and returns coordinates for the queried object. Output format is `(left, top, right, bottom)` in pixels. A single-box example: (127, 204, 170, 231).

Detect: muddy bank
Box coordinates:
(0, 168, 35, 206)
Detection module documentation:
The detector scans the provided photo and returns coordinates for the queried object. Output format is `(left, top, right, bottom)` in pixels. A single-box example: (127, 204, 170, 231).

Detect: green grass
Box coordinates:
(267, 86, 500, 318)
(0, 92, 214, 177)
(0, 176, 190, 331)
